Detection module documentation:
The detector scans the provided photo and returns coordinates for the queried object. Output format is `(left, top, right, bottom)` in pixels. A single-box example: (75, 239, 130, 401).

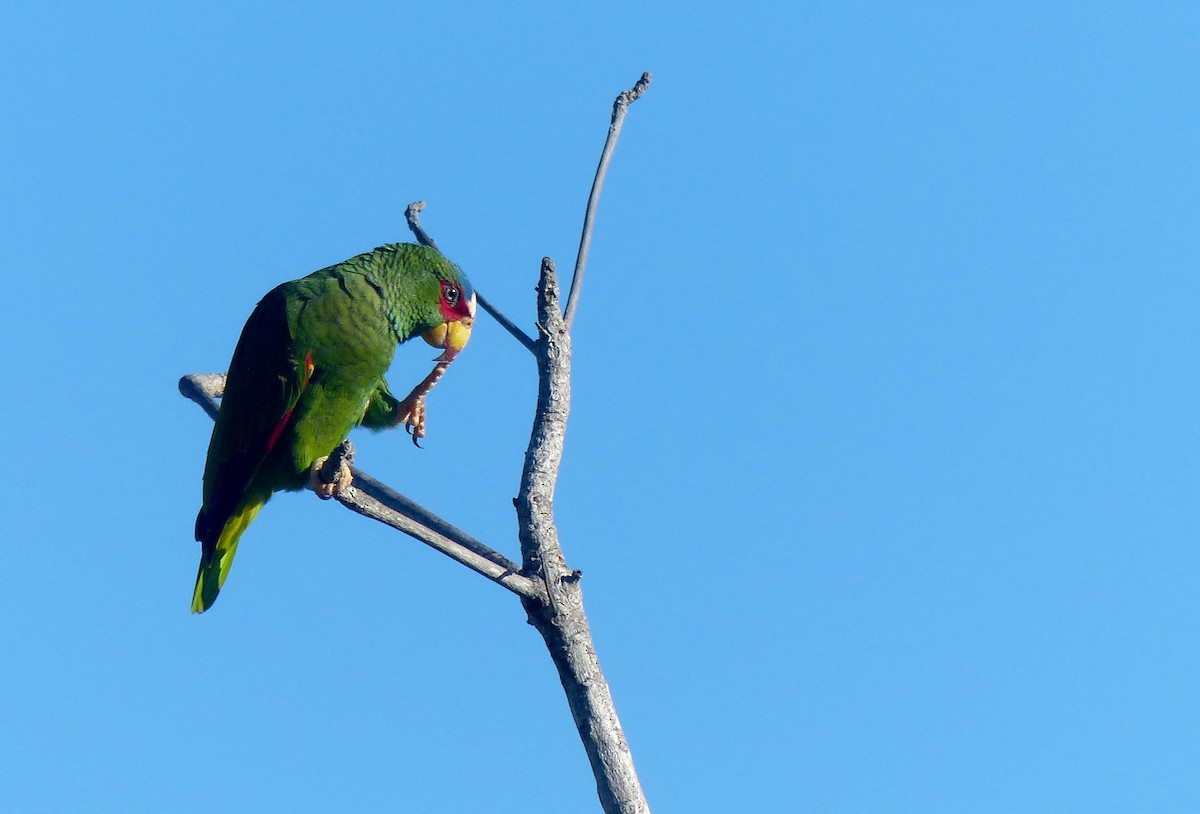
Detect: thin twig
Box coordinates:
(477, 293, 537, 354)
(562, 71, 651, 331)
(404, 201, 538, 354)
(336, 470, 543, 601)
(178, 374, 543, 601)
(404, 201, 441, 252)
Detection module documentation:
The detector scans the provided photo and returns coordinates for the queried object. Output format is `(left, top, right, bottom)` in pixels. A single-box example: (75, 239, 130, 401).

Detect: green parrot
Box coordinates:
(192, 242, 476, 613)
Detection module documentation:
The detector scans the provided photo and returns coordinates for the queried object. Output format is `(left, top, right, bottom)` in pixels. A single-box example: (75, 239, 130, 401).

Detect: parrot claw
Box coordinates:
(310, 440, 355, 499)
(394, 359, 451, 448)
(399, 397, 427, 448)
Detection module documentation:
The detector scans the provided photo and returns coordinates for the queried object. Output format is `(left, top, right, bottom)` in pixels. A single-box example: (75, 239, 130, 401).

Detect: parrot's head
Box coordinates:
(421, 273, 476, 362)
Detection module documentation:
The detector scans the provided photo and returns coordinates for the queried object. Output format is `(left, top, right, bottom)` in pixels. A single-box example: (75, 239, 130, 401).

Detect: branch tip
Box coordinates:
(404, 201, 441, 252)
(563, 72, 652, 331)
(537, 258, 565, 335)
(613, 72, 652, 119)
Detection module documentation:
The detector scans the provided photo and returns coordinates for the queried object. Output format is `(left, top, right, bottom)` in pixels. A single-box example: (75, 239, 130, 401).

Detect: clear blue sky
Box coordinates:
(3, 2, 1197, 811)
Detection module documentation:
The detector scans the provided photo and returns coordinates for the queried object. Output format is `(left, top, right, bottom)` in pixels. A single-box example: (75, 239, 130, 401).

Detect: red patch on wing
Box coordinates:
(265, 352, 315, 454)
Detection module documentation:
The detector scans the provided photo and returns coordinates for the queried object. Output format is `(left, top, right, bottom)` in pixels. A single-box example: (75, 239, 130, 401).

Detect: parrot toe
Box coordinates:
(395, 360, 454, 447)
(311, 440, 355, 499)
(399, 396, 428, 446)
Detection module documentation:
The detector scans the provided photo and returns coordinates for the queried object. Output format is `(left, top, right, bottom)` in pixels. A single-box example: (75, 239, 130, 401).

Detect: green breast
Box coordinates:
(274, 267, 397, 484)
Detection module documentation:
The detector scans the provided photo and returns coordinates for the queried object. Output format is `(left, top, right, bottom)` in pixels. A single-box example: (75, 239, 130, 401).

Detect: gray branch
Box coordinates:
(336, 469, 543, 601)
(403, 200, 442, 252)
(405, 200, 538, 354)
(476, 293, 538, 355)
(563, 71, 652, 330)
(178, 374, 544, 602)
(516, 259, 650, 814)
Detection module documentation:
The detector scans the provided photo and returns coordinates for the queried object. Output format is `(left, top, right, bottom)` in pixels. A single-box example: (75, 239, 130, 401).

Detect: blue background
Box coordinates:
(3, 3, 1197, 811)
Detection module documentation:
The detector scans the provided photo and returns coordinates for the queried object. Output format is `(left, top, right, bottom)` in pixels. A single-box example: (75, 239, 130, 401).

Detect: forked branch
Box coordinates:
(516, 259, 649, 813)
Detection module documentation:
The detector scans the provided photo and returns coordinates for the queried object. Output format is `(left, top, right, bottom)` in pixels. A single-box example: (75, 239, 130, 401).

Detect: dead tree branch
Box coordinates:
(403, 201, 441, 252)
(517, 259, 649, 813)
(563, 71, 652, 330)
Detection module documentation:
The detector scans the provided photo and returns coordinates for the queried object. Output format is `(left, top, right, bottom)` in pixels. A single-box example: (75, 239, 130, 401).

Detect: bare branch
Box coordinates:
(405, 200, 538, 355)
(517, 259, 650, 814)
(178, 374, 543, 601)
(403, 200, 441, 252)
(477, 293, 538, 354)
(563, 71, 652, 331)
(336, 469, 544, 602)
(178, 373, 225, 420)
(517, 261, 572, 567)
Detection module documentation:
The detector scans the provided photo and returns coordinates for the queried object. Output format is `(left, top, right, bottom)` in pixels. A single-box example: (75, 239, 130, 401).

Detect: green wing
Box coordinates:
(195, 283, 313, 551)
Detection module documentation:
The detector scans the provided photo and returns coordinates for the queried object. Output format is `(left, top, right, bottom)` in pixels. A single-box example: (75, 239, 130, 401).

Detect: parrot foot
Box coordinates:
(311, 440, 355, 499)
(395, 361, 450, 448)
(398, 396, 428, 446)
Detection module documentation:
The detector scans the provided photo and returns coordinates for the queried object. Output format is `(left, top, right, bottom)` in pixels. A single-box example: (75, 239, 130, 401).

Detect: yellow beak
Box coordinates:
(422, 294, 476, 361)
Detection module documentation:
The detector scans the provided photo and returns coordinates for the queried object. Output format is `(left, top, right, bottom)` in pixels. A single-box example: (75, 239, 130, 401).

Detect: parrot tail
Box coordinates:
(191, 497, 266, 613)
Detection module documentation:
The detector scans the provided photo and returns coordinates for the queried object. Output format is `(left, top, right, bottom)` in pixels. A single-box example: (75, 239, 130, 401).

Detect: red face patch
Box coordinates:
(438, 279, 472, 321)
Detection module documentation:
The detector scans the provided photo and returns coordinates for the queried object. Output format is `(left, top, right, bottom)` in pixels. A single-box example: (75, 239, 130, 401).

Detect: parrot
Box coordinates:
(191, 242, 475, 613)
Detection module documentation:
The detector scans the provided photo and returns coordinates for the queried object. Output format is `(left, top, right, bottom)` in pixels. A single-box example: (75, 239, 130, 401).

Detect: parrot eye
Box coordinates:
(442, 281, 460, 307)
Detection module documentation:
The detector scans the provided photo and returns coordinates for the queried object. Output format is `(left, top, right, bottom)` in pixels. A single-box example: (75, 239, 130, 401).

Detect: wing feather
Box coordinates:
(194, 284, 312, 550)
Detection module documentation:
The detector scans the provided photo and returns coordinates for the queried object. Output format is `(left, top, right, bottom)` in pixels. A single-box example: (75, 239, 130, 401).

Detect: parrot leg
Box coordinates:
(395, 361, 451, 447)
(311, 440, 355, 499)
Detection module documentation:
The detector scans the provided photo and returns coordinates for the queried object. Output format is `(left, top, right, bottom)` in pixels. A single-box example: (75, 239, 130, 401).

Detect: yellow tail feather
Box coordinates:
(191, 499, 266, 613)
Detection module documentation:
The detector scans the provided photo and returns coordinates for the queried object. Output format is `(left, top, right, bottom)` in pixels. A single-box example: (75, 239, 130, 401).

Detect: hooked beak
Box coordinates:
(422, 293, 476, 361)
